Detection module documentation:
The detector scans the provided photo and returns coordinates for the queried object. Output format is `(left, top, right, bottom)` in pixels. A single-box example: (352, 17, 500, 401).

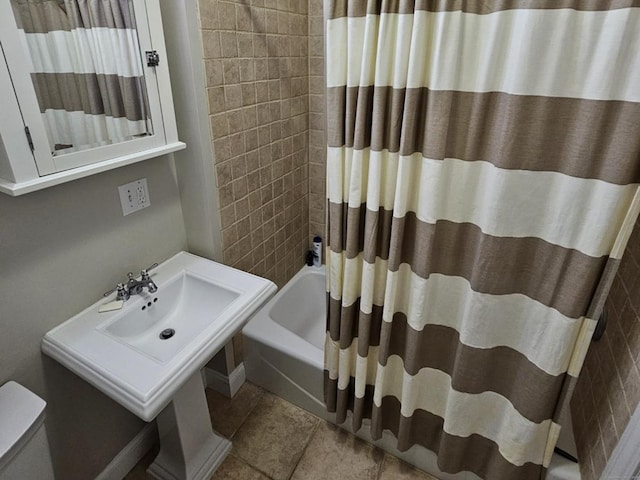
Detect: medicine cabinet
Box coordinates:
(0, 0, 185, 196)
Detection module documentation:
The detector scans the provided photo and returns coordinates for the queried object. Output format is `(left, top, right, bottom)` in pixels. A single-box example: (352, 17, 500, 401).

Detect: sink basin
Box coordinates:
(101, 272, 240, 363)
(42, 251, 277, 421)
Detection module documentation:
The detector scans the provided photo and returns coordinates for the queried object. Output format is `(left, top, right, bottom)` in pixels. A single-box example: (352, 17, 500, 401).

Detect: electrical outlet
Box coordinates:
(118, 178, 151, 216)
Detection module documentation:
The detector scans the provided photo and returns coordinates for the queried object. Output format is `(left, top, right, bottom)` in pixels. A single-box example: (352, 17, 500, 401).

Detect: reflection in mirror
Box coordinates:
(10, 0, 152, 156)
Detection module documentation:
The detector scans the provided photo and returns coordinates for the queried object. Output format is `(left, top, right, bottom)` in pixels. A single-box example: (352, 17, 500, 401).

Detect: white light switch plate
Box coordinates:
(118, 178, 151, 216)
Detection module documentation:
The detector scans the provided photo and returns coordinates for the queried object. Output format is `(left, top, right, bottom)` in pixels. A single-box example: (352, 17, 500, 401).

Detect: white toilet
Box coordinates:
(0, 381, 55, 480)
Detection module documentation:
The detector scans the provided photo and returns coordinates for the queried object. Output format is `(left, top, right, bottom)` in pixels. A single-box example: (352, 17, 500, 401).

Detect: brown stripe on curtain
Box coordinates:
(327, 87, 640, 185)
(584, 257, 621, 320)
(372, 395, 544, 480)
(326, 302, 566, 423)
(329, 0, 640, 18)
(326, 295, 384, 351)
(31, 73, 149, 120)
(65, 0, 136, 30)
(324, 371, 376, 422)
(324, 374, 545, 479)
(328, 204, 607, 319)
(11, 0, 136, 33)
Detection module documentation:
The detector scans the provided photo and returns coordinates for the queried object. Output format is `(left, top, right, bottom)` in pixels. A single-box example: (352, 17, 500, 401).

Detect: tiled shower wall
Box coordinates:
(198, 0, 309, 288)
(308, 0, 326, 244)
(571, 218, 640, 479)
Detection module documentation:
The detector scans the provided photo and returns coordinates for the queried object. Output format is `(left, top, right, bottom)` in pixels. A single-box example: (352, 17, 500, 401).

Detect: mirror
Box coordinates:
(9, 0, 153, 156)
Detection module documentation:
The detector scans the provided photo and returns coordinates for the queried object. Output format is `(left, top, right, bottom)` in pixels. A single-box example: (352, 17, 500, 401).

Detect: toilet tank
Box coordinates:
(0, 381, 55, 480)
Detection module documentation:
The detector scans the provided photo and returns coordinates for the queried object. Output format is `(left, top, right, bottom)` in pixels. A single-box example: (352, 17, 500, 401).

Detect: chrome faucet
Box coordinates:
(126, 266, 158, 295)
(104, 263, 158, 302)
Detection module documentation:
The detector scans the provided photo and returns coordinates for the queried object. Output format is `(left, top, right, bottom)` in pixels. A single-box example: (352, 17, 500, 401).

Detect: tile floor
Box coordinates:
(125, 383, 438, 480)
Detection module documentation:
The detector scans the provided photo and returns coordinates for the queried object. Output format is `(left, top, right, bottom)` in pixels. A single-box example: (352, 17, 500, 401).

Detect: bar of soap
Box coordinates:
(99, 300, 124, 313)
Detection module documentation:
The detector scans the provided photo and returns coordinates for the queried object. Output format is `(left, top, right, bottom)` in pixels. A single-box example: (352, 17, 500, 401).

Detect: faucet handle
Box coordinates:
(141, 263, 158, 276)
(104, 282, 124, 297)
(141, 263, 159, 294)
(103, 283, 130, 301)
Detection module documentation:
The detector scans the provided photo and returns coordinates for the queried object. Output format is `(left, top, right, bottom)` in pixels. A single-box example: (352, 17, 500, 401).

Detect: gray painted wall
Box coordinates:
(0, 157, 187, 479)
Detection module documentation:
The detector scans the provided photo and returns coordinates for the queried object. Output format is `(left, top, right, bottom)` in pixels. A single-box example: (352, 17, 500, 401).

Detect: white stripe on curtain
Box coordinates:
(328, 9, 640, 101)
(328, 148, 637, 258)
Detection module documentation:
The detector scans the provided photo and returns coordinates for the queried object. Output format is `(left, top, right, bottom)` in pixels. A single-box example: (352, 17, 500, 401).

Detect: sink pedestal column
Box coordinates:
(147, 372, 231, 480)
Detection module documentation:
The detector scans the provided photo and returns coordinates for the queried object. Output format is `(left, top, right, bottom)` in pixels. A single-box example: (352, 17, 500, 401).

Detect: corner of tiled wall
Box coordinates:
(197, 0, 310, 288)
(307, 0, 326, 248)
(572, 217, 640, 479)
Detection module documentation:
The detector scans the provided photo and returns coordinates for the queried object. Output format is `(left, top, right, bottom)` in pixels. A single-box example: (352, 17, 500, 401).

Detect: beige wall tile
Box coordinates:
(251, 8, 266, 33)
(202, 30, 222, 58)
(224, 84, 243, 109)
(239, 58, 256, 81)
(241, 83, 257, 106)
(221, 224, 238, 248)
(227, 110, 244, 134)
(219, 203, 236, 229)
(265, 9, 278, 33)
(237, 32, 254, 57)
(198, 1, 313, 378)
(216, 162, 232, 187)
(205, 59, 224, 85)
(218, 1, 236, 27)
(236, 4, 253, 31)
(308, 0, 322, 15)
(220, 31, 239, 57)
(198, 0, 220, 30)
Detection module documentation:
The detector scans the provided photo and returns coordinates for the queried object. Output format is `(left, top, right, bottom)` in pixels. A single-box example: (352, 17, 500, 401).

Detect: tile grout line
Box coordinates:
(222, 388, 318, 480)
(222, 385, 266, 440)
(228, 453, 277, 480)
(376, 453, 387, 480)
(285, 417, 323, 480)
(219, 386, 275, 480)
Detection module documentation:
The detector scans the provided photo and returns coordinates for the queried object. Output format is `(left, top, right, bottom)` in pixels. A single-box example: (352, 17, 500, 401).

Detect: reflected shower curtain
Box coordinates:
(324, 2, 640, 479)
(11, 0, 150, 152)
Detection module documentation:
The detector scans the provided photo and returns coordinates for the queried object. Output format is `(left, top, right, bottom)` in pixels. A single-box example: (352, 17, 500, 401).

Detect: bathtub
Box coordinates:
(243, 265, 580, 480)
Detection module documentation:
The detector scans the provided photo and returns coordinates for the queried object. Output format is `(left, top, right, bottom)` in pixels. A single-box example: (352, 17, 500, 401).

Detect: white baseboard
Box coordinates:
(205, 363, 246, 398)
(95, 422, 158, 480)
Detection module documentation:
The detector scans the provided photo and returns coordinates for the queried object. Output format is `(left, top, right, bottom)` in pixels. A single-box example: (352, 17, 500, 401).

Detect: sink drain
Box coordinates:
(159, 328, 175, 340)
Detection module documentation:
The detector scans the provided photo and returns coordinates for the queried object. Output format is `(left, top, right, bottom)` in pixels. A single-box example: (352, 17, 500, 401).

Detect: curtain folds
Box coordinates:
(10, 0, 150, 153)
(324, 2, 640, 479)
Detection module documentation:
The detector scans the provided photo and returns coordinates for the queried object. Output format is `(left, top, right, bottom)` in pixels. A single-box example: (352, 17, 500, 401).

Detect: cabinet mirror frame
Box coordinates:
(0, 0, 182, 195)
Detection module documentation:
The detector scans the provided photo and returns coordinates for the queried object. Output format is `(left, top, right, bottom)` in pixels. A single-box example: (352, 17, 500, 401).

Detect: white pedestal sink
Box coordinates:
(149, 372, 231, 480)
(41, 251, 277, 480)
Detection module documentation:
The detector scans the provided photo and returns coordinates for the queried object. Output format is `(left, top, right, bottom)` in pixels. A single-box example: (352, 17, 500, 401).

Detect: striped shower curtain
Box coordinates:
(324, 2, 640, 479)
(10, 0, 150, 153)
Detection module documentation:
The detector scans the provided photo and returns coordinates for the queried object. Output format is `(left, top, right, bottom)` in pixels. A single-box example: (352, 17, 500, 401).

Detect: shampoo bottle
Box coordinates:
(312, 236, 322, 266)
